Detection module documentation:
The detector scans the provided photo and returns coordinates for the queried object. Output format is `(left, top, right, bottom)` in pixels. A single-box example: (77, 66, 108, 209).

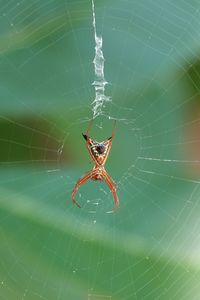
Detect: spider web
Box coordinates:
(1, 0, 200, 299)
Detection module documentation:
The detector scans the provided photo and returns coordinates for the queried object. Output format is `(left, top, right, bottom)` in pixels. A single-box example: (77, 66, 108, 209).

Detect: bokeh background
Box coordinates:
(1, 0, 200, 299)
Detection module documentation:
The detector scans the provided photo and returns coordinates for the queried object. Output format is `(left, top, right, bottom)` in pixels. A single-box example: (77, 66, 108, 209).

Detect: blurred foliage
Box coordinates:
(1, 1, 200, 300)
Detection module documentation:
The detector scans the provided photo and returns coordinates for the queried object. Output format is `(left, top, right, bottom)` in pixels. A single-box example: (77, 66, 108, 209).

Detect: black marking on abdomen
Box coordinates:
(96, 144, 105, 154)
(90, 144, 105, 156)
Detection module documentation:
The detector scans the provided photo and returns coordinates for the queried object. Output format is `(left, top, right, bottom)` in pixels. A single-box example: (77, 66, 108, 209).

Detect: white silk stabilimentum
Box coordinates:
(91, 0, 111, 119)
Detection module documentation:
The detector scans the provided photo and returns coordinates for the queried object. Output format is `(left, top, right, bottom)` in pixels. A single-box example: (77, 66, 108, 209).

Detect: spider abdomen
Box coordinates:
(90, 143, 107, 157)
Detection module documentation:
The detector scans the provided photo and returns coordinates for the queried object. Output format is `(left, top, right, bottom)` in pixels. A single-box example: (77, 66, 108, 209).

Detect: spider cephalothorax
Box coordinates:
(71, 121, 119, 211)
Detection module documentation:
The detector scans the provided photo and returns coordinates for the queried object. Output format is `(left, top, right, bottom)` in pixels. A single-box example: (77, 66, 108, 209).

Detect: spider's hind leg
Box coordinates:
(71, 170, 92, 208)
(102, 170, 120, 211)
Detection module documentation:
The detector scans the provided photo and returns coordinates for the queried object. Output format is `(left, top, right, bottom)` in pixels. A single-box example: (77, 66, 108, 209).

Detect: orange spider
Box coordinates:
(71, 121, 119, 210)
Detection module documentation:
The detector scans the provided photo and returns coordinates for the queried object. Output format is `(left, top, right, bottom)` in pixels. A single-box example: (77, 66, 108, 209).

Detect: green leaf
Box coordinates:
(1, 0, 200, 114)
(1, 168, 200, 299)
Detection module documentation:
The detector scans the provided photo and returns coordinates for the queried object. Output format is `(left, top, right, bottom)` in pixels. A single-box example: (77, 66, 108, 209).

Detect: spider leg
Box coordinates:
(112, 120, 117, 138)
(72, 171, 92, 208)
(102, 170, 120, 211)
(86, 119, 93, 136)
(108, 120, 117, 140)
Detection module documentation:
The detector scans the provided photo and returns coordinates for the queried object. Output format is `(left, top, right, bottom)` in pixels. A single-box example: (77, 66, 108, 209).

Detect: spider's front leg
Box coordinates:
(102, 170, 120, 211)
(71, 171, 93, 208)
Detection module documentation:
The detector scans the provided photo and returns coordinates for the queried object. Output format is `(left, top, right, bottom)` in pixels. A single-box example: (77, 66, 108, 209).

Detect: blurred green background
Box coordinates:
(1, 0, 200, 299)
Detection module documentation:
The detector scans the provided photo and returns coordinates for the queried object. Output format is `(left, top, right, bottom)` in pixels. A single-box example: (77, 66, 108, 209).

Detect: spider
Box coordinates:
(71, 121, 119, 211)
